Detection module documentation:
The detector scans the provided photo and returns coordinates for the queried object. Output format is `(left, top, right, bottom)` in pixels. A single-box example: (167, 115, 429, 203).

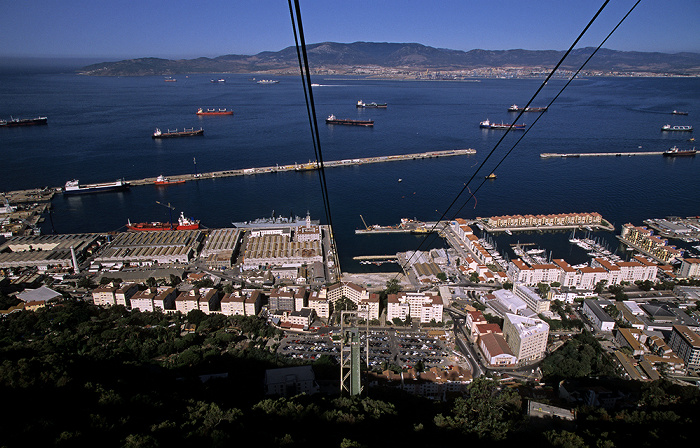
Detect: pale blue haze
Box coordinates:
(0, 1, 699, 59)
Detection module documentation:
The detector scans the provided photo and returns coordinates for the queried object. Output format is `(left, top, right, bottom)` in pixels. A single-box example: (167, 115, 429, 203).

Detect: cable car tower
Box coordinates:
(339, 310, 369, 396)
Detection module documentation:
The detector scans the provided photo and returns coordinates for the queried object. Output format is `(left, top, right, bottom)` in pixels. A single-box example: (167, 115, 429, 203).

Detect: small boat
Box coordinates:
(325, 114, 374, 126)
(196, 108, 233, 115)
(508, 104, 547, 112)
(357, 100, 387, 108)
(662, 124, 693, 132)
(164, 77, 176, 82)
(154, 175, 186, 185)
(210, 79, 225, 83)
(0, 116, 48, 127)
(480, 119, 525, 130)
(663, 146, 696, 157)
(672, 110, 689, 115)
(485, 173, 497, 179)
(505, 229, 512, 235)
(257, 79, 279, 84)
(152, 128, 204, 138)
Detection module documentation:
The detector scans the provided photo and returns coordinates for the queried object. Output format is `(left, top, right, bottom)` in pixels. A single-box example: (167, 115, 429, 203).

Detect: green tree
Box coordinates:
(187, 309, 207, 327)
(436, 272, 447, 282)
(594, 280, 608, 294)
(438, 378, 522, 440)
(385, 278, 400, 295)
(146, 277, 157, 287)
(169, 274, 182, 287)
(537, 282, 551, 299)
(77, 276, 94, 289)
(469, 272, 480, 283)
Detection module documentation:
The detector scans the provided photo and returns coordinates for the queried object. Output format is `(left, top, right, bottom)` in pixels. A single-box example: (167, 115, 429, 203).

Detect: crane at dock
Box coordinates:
(156, 201, 176, 230)
(359, 215, 370, 231)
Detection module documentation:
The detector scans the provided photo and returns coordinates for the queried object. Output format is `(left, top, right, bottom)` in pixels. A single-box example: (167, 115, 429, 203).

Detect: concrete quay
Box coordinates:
(126, 148, 476, 188)
(540, 151, 664, 158)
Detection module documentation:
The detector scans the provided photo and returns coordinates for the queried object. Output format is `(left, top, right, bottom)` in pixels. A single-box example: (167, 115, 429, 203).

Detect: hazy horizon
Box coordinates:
(1, 1, 699, 60)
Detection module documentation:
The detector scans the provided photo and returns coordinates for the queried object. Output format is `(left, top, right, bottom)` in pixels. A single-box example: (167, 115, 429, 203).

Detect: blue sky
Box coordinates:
(1, 0, 698, 59)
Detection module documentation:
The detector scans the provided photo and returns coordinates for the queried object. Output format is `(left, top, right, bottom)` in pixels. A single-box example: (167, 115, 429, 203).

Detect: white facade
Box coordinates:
(513, 283, 550, 314)
(679, 258, 700, 279)
(508, 256, 658, 291)
(582, 299, 616, 332)
(387, 292, 443, 324)
(220, 293, 246, 316)
(308, 289, 330, 319)
(502, 313, 549, 362)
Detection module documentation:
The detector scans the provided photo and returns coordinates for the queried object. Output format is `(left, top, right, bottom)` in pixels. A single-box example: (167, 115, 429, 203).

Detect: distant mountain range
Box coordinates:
(78, 42, 700, 77)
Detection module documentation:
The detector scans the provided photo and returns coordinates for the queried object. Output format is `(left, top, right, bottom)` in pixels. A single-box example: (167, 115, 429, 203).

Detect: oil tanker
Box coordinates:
(126, 212, 200, 231)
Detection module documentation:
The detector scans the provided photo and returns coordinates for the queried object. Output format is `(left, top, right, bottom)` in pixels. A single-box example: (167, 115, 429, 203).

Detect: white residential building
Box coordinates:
(679, 258, 700, 279)
(92, 285, 117, 306)
(130, 288, 158, 312)
(308, 289, 330, 319)
(513, 283, 550, 314)
(502, 313, 549, 362)
(387, 292, 443, 324)
(358, 293, 381, 321)
(327, 281, 369, 305)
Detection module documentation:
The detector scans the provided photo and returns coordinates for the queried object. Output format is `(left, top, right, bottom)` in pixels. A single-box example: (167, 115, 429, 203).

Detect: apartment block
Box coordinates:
(502, 313, 549, 362)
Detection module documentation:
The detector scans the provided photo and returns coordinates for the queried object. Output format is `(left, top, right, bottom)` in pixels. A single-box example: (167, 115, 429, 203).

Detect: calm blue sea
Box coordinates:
(1, 72, 698, 271)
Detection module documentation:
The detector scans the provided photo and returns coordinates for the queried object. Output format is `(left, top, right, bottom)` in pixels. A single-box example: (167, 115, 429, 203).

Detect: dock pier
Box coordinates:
(125, 148, 476, 188)
(540, 151, 664, 158)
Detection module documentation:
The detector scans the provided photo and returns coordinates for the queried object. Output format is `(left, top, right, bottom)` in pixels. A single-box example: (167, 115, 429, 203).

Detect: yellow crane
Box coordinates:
(360, 214, 370, 230)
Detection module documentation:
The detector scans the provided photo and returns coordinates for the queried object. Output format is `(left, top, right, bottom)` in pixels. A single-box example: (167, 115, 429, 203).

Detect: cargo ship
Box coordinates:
(661, 124, 693, 132)
(154, 175, 186, 185)
(127, 211, 200, 231)
(63, 179, 129, 195)
(210, 79, 225, 83)
(663, 146, 696, 157)
(0, 116, 48, 127)
(508, 104, 547, 112)
(326, 114, 374, 126)
(356, 100, 387, 108)
(480, 119, 525, 130)
(152, 127, 204, 138)
(196, 108, 233, 115)
(257, 79, 279, 84)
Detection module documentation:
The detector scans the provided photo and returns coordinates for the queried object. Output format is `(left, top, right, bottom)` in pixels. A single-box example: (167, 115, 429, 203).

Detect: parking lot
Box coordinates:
(278, 329, 452, 370)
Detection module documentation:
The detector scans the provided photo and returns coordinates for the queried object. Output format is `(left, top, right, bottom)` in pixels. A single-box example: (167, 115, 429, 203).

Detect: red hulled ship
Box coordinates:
(127, 212, 200, 231)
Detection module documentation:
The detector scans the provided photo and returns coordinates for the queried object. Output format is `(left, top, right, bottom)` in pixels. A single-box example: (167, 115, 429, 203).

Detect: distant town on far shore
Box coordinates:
(76, 42, 700, 78)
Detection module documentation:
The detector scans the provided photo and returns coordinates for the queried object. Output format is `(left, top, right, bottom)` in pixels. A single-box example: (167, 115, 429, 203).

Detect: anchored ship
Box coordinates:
(257, 79, 279, 84)
(661, 124, 693, 132)
(356, 100, 387, 108)
(508, 104, 547, 112)
(196, 108, 233, 115)
(63, 179, 129, 195)
(663, 146, 696, 157)
(1, 116, 48, 127)
(152, 128, 204, 138)
(127, 211, 200, 231)
(326, 114, 374, 126)
(480, 119, 525, 130)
